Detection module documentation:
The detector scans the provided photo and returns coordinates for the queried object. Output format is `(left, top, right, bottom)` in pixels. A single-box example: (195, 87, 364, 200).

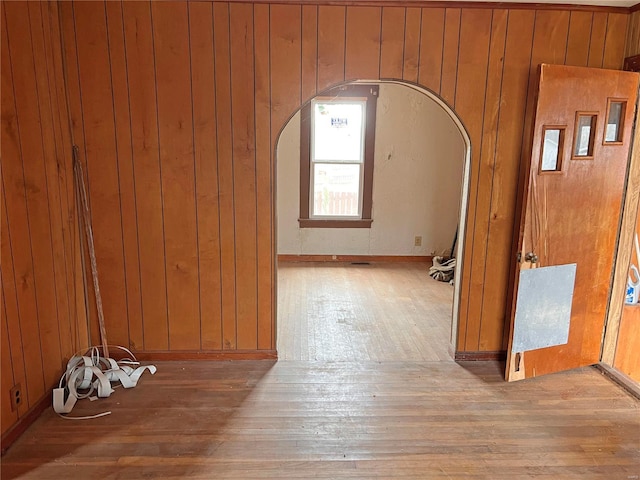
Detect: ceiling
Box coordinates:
(441, 0, 636, 6)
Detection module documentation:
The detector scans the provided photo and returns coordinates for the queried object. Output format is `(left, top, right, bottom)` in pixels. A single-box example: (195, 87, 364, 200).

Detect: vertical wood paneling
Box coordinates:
(105, 1, 144, 351)
(213, 2, 237, 350)
(5, 2, 64, 389)
(28, 2, 69, 367)
(152, 2, 200, 350)
(418, 8, 445, 94)
(451, 8, 492, 351)
(502, 9, 571, 350)
(345, 6, 381, 81)
(39, 2, 78, 360)
(44, 2, 631, 370)
(482, 9, 536, 352)
(1, 193, 30, 417)
(254, 4, 274, 350)
(403, 8, 421, 83)
(301, 5, 318, 102)
(189, 1, 223, 351)
(588, 12, 608, 67)
(59, 0, 92, 352)
(270, 5, 302, 139)
(2, 1, 82, 438)
(441, 8, 461, 106)
(603, 13, 629, 69)
(73, 1, 129, 348)
(565, 11, 592, 66)
(470, 9, 508, 352)
(122, 1, 169, 351)
(379, 7, 404, 80)
(229, 3, 258, 349)
(317, 6, 345, 92)
(1, 288, 18, 429)
(626, 11, 640, 57)
(1, 11, 46, 411)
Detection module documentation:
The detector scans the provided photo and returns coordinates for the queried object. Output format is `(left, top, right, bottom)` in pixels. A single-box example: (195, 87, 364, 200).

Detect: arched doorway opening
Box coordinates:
(274, 80, 471, 360)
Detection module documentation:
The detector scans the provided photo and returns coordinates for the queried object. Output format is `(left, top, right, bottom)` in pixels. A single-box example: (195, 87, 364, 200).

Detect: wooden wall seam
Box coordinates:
(2, 0, 86, 439)
(53, 1, 631, 357)
(3, 6, 632, 433)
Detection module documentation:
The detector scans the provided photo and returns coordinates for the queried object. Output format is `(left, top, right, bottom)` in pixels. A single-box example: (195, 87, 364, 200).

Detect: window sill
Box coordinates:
(298, 218, 373, 229)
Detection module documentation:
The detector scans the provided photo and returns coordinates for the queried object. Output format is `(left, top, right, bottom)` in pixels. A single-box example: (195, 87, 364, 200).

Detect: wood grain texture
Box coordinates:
(379, 7, 404, 80)
(485, 9, 536, 351)
(2, 360, 639, 477)
(254, 3, 275, 350)
(230, 2, 259, 350)
(152, 1, 201, 350)
(105, 1, 144, 352)
(454, 8, 492, 351)
(565, 11, 592, 67)
(418, 7, 445, 93)
(317, 5, 345, 91)
(506, 65, 639, 380)
(604, 102, 640, 377)
(301, 5, 319, 102)
(277, 263, 453, 361)
(212, 2, 238, 350)
(345, 6, 381, 80)
(42, 2, 633, 368)
(189, 1, 223, 351)
(1, 1, 84, 438)
(402, 7, 421, 82)
(73, 1, 129, 348)
(614, 306, 640, 381)
(440, 8, 461, 106)
(627, 11, 640, 56)
(122, 1, 169, 351)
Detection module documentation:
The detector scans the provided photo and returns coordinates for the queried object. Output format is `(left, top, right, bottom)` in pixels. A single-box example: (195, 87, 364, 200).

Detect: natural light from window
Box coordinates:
(311, 100, 365, 218)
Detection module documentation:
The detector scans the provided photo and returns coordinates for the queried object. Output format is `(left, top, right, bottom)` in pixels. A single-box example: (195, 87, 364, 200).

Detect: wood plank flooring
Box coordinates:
(3, 263, 638, 478)
(277, 262, 454, 361)
(1, 361, 638, 479)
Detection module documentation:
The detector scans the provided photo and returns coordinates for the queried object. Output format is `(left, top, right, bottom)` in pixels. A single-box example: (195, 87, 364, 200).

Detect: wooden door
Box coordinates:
(506, 64, 639, 382)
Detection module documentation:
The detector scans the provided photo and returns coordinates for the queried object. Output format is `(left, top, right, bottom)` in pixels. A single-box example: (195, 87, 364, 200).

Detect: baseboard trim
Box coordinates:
(278, 254, 434, 263)
(132, 350, 278, 361)
(594, 363, 640, 399)
(1, 391, 51, 455)
(455, 350, 506, 361)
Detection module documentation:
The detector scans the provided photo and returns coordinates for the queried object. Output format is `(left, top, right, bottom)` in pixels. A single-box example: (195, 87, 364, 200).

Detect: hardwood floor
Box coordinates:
(277, 262, 454, 361)
(2, 263, 638, 478)
(1, 361, 638, 479)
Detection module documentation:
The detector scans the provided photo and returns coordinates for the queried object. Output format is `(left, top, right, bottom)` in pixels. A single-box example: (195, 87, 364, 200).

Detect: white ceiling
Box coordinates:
(441, 0, 636, 6)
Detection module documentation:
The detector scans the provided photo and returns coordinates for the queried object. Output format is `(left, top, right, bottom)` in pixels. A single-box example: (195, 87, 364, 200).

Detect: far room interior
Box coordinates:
(275, 81, 467, 361)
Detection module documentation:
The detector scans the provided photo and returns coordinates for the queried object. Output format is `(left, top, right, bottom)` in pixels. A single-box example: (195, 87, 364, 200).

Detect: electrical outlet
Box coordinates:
(414, 236, 422, 247)
(10, 384, 22, 412)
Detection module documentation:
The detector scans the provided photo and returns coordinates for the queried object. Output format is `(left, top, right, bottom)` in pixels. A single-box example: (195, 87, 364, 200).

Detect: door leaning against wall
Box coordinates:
(505, 64, 639, 382)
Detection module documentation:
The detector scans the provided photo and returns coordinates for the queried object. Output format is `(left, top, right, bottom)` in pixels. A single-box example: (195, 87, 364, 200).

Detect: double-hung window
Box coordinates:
(299, 84, 378, 228)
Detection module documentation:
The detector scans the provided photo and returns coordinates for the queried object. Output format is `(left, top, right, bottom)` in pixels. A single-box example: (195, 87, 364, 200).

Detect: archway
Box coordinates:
(273, 80, 471, 358)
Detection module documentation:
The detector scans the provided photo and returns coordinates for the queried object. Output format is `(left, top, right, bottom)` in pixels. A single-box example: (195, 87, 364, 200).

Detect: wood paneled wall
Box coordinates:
(626, 10, 640, 56)
(1, 2, 87, 438)
(57, 1, 629, 356)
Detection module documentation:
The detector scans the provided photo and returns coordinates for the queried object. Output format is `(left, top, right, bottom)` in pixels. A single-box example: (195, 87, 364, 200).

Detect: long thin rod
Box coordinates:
(73, 146, 109, 358)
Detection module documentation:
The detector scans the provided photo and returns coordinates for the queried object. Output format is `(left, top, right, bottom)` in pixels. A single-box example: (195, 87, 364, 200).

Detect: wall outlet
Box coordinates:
(414, 236, 422, 247)
(10, 383, 22, 412)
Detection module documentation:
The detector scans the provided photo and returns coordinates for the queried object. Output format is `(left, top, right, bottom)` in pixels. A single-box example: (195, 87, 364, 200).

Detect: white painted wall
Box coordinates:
(277, 83, 465, 256)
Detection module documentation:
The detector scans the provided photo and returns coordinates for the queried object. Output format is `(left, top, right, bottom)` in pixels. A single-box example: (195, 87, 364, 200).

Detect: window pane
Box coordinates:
(313, 102, 365, 162)
(541, 128, 564, 172)
(573, 114, 596, 158)
(312, 163, 361, 217)
(605, 101, 625, 143)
